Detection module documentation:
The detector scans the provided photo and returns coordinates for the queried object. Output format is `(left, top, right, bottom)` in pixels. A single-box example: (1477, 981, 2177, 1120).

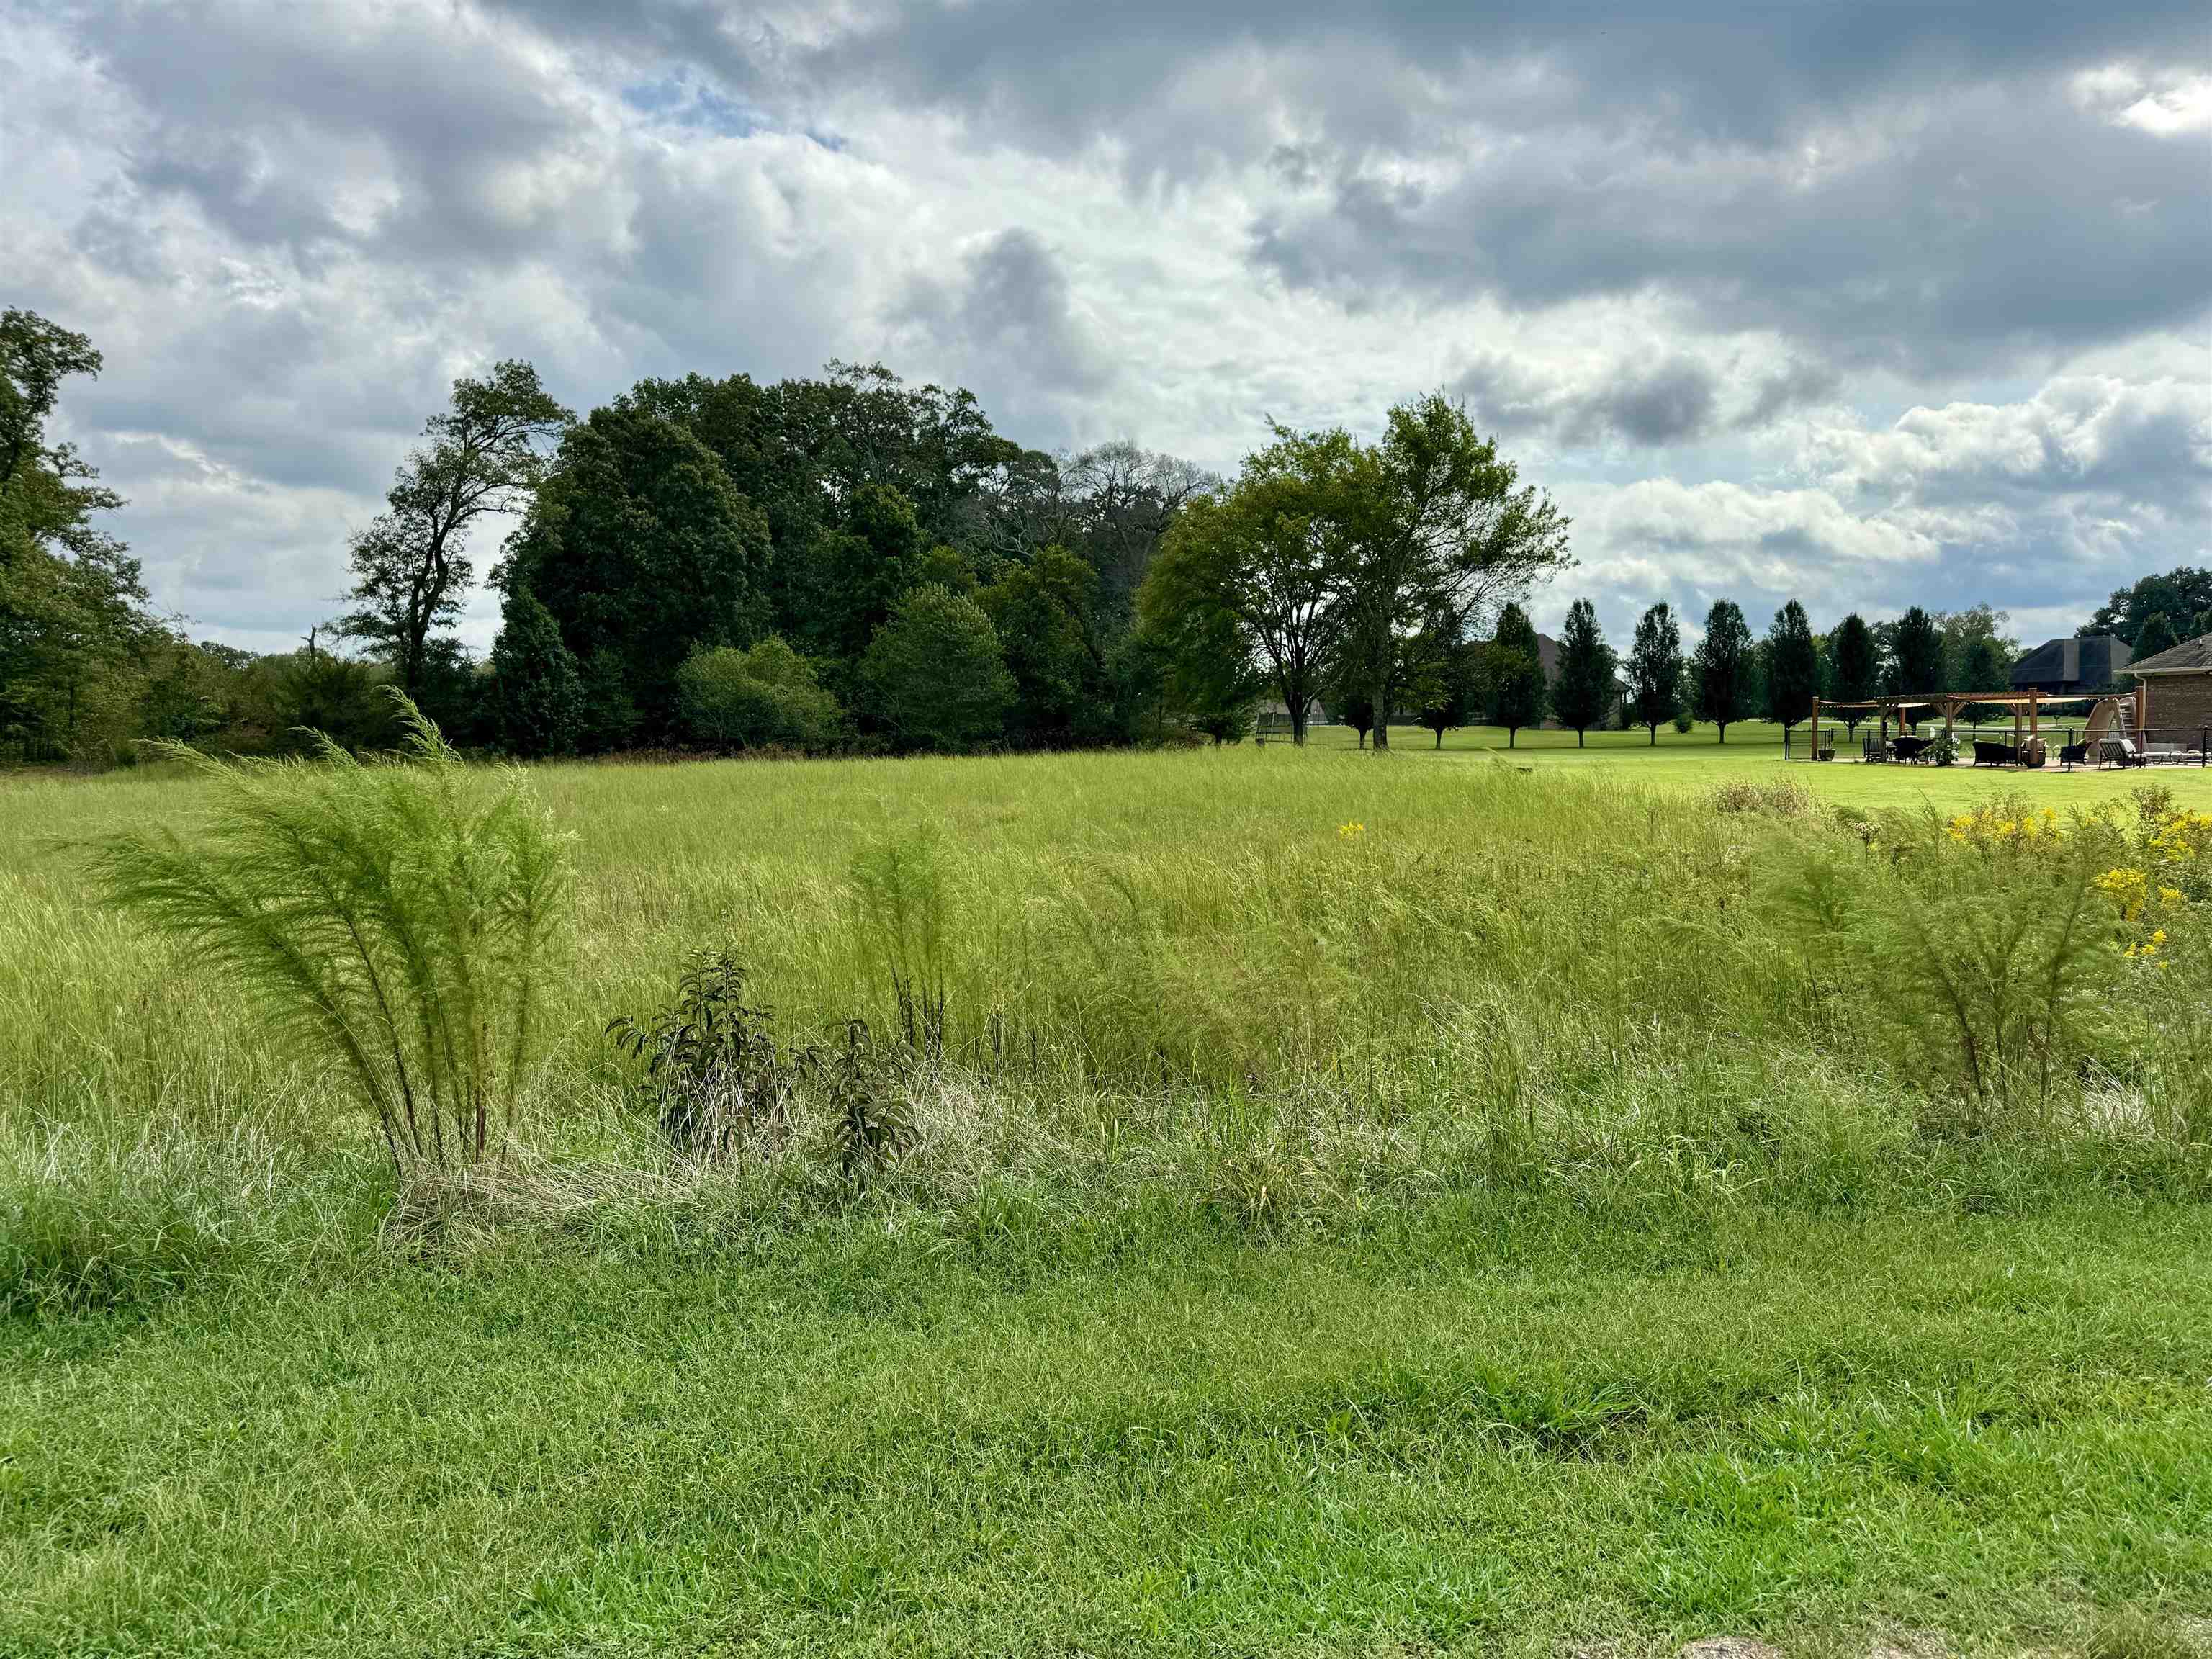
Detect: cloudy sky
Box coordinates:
(6, 1, 2208, 653)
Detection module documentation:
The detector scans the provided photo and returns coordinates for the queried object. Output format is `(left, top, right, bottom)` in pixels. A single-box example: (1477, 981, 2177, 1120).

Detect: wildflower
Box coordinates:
(1337, 821, 1365, 840)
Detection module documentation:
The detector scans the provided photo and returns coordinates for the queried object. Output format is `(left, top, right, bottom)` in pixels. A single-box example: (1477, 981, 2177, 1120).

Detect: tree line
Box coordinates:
(1, 305, 2188, 765)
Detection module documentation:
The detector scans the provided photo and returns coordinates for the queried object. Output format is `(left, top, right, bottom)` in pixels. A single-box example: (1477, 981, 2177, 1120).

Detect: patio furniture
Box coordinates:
(2101, 737, 2149, 769)
(1891, 734, 1933, 763)
(1972, 739, 2018, 767)
(2059, 742, 2089, 771)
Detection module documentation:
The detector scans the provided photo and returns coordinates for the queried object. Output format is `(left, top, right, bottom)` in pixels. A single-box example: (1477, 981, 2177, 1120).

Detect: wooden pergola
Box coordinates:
(1808, 684, 2141, 765)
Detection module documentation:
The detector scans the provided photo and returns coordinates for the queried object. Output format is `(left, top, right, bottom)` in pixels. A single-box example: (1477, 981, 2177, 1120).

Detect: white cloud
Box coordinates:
(3, 0, 2207, 656)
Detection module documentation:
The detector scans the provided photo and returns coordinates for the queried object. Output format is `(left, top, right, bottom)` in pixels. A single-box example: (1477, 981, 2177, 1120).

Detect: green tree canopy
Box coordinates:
(980, 544, 1112, 747)
(1691, 599, 1757, 742)
(1483, 601, 1548, 748)
(1406, 607, 1479, 748)
(341, 360, 570, 695)
(1551, 598, 1615, 746)
(498, 404, 770, 739)
(0, 310, 161, 761)
(1828, 612, 1879, 731)
(1763, 600, 1820, 732)
(1624, 603, 1683, 746)
(1138, 466, 1347, 747)
(2131, 611, 2180, 661)
(863, 583, 1014, 752)
(492, 588, 582, 757)
(675, 637, 842, 751)
(1326, 394, 1571, 750)
(2090, 567, 2212, 647)
(1892, 606, 1946, 706)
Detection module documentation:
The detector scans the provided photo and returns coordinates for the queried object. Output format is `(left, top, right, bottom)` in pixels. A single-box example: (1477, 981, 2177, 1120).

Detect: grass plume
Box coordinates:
(81, 699, 570, 1179)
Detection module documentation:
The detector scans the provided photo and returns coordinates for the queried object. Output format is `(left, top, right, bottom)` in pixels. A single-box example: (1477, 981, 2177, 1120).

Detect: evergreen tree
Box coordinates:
(1483, 602, 1548, 748)
(1763, 600, 1820, 734)
(1551, 598, 1615, 747)
(1828, 612, 1878, 732)
(492, 588, 582, 757)
(1624, 603, 1683, 746)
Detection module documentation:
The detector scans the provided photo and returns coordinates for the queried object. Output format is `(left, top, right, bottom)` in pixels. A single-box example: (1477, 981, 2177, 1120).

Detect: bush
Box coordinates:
(84, 701, 571, 1182)
(675, 637, 844, 752)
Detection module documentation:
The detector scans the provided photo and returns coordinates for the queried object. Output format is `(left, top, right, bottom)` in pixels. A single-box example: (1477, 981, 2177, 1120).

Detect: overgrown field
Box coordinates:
(5, 740, 2211, 1656)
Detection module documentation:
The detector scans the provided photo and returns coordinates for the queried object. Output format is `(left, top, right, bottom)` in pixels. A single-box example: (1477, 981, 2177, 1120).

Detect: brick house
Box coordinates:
(2121, 633, 2212, 735)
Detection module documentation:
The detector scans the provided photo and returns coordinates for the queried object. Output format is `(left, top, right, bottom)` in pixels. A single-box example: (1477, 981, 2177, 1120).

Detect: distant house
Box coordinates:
(2121, 632, 2212, 734)
(2010, 634, 2131, 696)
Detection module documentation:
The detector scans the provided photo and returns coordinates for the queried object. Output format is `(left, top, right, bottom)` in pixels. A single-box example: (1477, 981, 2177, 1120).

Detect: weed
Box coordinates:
(608, 951, 812, 1163)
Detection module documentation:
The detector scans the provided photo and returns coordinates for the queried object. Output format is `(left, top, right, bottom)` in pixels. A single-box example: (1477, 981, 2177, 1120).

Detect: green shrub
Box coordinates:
(84, 701, 571, 1181)
(675, 637, 843, 752)
(862, 583, 1012, 752)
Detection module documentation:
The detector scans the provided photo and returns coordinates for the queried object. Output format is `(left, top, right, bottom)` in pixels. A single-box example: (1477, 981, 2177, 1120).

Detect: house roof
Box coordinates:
(2122, 633, 2212, 675)
(2010, 634, 2130, 688)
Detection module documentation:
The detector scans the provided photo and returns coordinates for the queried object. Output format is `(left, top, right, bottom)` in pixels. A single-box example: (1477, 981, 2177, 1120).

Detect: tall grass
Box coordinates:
(80, 703, 569, 1179)
(6, 744, 2211, 1308)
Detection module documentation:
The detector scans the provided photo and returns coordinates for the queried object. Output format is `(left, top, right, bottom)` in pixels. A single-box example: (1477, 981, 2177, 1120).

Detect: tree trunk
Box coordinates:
(1717, 724, 1726, 744)
(1433, 729, 1442, 750)
(1290, 699, 1308, 746)
(1508, 727, 1516, 749)
(1370, 667, 1390, 750)
(1577, 728, 1586, 748)
(1648, 724, 1658, 747)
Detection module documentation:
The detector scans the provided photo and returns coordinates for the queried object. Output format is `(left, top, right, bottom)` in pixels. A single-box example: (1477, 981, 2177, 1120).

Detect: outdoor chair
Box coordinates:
(1891, 734, 1933, 763)
(1972, 739, 2018, 768)
(2101, 737, 2148, 769)
(2058, 742, 2089, 771)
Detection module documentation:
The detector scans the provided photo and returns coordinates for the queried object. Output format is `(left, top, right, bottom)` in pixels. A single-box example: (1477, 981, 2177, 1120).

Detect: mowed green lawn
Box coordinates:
(6, 1202, 2211, 1658)
(5, 738, 2211, 1658)
(1304, 718, 2211, 811)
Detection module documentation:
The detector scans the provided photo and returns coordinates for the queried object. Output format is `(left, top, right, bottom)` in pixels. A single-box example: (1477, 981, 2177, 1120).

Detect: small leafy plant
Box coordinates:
(823, 1020, 914, 1182)
(607, 952, 814, 1163)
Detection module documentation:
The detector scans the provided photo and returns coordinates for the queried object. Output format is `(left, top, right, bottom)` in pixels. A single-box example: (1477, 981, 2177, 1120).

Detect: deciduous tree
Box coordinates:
(341, 361, 570, 695)
(1483, 602, 1548, 748)
(498, 405, 770, 738)
(1551, 599, 1614, 746)
(1763, 600, 1820, 734)
(1829, 612, 1878, 731)
(492, 588, 582, 757)
(863, 583, 1013, 752)
(1691, 600, 1756, 742)
(1625, 603, 1683, 746)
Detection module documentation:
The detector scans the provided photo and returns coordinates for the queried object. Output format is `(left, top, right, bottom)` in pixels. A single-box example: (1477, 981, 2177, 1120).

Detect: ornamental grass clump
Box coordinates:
(84, 701, 569, 1182)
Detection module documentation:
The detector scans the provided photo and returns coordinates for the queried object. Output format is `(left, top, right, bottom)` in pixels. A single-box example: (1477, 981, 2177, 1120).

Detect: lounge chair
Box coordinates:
(2101, 737, 2148, 769)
